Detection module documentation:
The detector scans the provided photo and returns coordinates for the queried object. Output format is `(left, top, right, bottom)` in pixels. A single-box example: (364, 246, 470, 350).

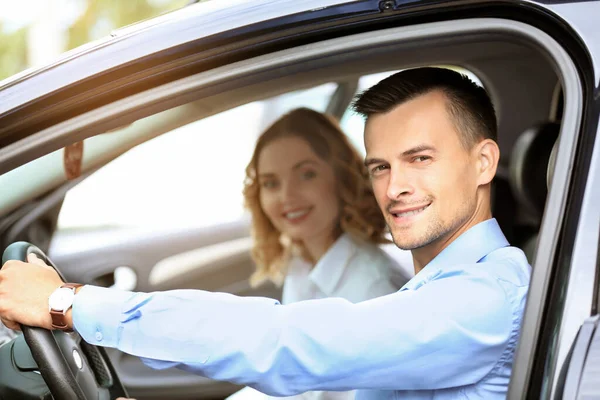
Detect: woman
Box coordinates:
(231, 107, 410, 400)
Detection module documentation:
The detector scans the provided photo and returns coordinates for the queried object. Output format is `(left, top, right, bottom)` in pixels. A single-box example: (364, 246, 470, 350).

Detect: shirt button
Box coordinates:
(95, 331, 103, 341)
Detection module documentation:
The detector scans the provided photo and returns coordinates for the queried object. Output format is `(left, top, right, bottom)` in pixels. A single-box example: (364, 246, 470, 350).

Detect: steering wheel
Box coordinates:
(2, 241, 128, 400)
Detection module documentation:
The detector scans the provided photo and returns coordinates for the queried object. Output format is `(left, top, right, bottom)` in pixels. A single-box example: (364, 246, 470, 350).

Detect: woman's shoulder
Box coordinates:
(347, 236, 398, 269)
(346, 236, 413, 286)
(330, 237, 401, 299)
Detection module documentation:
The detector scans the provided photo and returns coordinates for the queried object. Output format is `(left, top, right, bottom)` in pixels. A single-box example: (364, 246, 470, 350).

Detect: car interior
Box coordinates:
(0, 17, 580, 400)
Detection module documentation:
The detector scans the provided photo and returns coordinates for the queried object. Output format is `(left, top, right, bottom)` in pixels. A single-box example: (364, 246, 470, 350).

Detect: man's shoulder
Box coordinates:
(424, 246, 530, 299)
(480, 245, 531, 288)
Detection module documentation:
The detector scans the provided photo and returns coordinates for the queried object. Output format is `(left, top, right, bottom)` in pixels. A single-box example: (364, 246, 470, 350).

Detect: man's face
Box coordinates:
(364, 91, 480, 251)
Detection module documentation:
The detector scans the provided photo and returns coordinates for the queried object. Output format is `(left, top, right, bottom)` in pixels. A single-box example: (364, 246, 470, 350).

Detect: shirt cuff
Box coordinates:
(73, 285, 132, 348)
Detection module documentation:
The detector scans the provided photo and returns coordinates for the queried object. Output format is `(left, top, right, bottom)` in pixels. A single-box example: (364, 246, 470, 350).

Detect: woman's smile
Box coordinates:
(283, 207, 313, 224)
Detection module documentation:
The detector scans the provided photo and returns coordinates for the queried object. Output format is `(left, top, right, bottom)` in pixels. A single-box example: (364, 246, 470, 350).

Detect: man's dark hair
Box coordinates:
(352, 67, 497, 148)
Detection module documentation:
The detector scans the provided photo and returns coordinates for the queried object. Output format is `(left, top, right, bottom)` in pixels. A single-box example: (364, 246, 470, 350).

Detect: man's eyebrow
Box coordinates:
(364, 145, 437, 166)
(401, 145, 437, 157)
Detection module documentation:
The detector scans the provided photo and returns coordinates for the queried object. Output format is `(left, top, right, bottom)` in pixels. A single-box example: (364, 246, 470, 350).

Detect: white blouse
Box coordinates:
(228, 234, 411, 400)
(282, 233, 407, 304)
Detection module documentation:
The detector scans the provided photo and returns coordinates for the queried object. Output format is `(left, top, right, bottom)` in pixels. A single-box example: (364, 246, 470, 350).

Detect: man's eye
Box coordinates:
(370, 165, 388, 175)
(414, 156, 431, 162)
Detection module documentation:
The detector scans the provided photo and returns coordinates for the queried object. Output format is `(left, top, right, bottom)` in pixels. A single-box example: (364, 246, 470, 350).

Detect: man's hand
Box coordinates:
(0, 254, 63, 331)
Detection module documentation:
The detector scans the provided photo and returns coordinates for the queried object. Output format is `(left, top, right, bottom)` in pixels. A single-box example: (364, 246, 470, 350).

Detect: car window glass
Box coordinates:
(56, 83, 337, 231)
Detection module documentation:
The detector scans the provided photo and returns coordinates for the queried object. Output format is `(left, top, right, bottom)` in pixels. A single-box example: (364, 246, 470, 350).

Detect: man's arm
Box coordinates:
(72, 270, 513, 396)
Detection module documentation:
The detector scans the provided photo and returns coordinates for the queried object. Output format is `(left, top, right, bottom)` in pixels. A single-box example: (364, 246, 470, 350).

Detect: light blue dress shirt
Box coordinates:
(73, 218, 530, 399)
(232, 233, 408, 400)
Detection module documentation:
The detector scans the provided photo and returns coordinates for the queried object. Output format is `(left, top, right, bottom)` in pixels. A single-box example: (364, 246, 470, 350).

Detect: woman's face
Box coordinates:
(257, 136, 340, 244)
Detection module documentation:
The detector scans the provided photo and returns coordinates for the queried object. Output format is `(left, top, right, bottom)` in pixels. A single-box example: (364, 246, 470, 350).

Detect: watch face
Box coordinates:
(49, 287, 75, 311)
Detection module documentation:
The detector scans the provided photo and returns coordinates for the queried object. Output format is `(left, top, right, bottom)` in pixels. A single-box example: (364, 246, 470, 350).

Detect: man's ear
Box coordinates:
(475, 139, 500, 186)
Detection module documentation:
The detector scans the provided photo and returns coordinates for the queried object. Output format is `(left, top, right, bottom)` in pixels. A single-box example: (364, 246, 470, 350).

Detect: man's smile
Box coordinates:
(388, 203, 431, 221)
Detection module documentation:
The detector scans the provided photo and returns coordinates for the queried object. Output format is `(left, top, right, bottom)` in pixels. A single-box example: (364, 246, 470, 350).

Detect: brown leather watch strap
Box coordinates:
(50, 283, 83, 331)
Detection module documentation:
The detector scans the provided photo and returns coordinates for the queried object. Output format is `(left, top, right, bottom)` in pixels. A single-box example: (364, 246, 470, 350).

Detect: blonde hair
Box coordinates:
(243, 108, 388, 287)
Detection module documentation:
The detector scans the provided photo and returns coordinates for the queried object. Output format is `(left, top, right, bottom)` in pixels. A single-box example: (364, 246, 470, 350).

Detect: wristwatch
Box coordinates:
(48, 283, 83, 331)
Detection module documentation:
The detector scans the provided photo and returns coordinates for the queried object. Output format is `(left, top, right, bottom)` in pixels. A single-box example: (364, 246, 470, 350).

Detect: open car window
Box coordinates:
(56, 83, 337, 232)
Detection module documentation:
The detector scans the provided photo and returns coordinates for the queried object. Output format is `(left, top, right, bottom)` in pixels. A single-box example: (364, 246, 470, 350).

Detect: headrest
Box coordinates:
(509, 122, 560, 219)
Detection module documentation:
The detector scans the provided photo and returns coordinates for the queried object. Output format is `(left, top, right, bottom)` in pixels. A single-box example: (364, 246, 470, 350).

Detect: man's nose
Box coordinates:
(386, 169, 414, 200)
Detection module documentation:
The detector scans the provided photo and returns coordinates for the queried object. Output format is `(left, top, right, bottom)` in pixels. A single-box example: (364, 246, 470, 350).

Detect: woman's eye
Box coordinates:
(301, 170, 317, 180)
(261, 180, 278, 189)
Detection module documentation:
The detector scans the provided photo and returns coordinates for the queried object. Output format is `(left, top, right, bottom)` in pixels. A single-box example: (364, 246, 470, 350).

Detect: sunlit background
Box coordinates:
(0, 0, 189, 81)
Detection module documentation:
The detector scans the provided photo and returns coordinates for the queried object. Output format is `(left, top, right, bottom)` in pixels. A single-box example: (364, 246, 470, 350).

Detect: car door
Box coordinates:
(0, 1, 598, 400)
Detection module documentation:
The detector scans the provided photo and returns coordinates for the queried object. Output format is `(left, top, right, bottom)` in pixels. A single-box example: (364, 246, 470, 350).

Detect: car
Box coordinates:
(0, 0, 598, 399)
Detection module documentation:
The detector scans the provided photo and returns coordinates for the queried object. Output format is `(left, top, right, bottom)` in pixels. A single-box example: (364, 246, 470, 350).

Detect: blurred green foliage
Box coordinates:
(0, 0, 189, 81)
(0, 22, 28, 81)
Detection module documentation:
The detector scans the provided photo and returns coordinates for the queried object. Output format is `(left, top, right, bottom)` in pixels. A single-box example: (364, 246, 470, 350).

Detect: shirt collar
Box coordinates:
(309, 233, 355, 296)
(401, 218, 509, 291)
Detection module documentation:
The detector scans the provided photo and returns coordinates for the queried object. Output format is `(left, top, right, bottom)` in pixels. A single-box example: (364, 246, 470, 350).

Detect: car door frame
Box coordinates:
(1, 2, 598, 399)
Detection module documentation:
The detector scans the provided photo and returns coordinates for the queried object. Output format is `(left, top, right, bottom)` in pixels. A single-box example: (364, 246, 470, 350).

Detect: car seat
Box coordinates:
(509, 122, 560, 262)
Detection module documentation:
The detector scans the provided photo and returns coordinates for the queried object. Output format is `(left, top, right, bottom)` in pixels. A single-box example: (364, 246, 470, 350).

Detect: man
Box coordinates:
(0, 67, 530, 399)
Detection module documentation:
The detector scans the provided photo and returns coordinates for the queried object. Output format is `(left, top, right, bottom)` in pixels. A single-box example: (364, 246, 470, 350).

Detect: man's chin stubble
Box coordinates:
(394, 240, 428, 251)
(391, 226, 444, 251)
(392, 233, 430, 251)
